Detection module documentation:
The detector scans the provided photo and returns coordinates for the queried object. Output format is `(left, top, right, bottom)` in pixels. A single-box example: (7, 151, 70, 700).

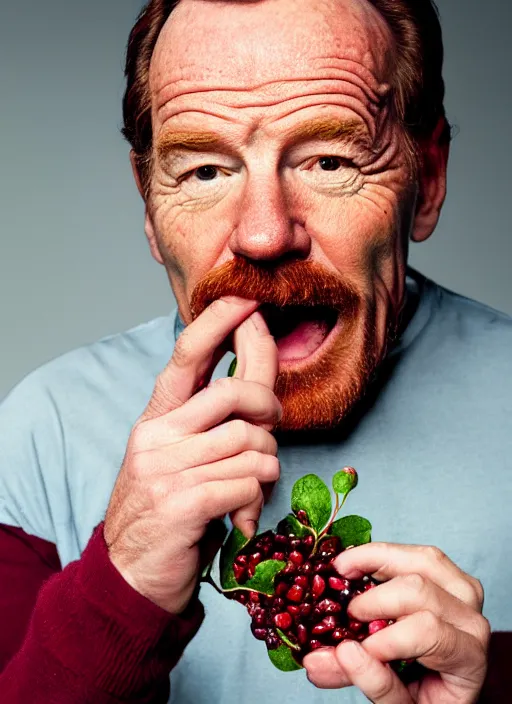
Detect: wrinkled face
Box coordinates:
(144, 0, 421, 430)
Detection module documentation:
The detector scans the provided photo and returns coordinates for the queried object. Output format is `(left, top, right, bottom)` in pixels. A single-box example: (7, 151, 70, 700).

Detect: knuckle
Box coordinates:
(371, 674, 395, 700)
(193, 483, 216, 516)
(264, 454, 281, 482)
(470, 577, 485, 607)
(422, 545, 447, 566)
(172, 333, 195, 369)
(403, 572, 428, 595)
(130, 422, 152, 451)
(418, 609, 441, 638)
(231, 419, 251, 447)
(146, 477, 171, 506)
(474, 615, 491, 647)
(247, 476, 263, 503)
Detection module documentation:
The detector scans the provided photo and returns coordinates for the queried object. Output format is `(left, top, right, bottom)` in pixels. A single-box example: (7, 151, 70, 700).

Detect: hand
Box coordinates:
(303, 543, 490, 703)
(104, 297, 281, 614)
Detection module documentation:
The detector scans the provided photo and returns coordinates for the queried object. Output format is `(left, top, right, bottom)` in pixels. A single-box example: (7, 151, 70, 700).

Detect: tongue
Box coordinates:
(276, 320, 330, 361)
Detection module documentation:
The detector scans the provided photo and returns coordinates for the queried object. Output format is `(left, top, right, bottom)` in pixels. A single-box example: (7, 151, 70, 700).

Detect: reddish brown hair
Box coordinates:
(122, 0, 450, 194)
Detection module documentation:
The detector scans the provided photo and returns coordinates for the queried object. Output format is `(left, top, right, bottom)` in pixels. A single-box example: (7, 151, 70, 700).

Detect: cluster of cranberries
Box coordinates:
(229, 511, 390, 662)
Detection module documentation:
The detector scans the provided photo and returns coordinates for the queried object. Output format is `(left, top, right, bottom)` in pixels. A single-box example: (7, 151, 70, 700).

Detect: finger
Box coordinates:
(132, 419, 278, 469)
(303, 647, 351, 689)
(182, 477, 263, 538)
(348, 574, 484, 640)
(143, 297, 259, 419)
(333, 543, 484, 611)
(144, 378, 282, 442)
(230, 487, 265, 539)
(233, 310, 279, 389)
(185, 451, 280, 487)
(362, 611, 488, 689)
(335, 640, 413, 703)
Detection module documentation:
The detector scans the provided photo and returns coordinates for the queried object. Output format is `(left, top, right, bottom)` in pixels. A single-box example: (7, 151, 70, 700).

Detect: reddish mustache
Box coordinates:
(190, 257, 360, 318)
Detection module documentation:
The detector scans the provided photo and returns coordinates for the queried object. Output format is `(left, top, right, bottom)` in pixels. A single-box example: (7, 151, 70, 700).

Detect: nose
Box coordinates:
(228, 173, 311, 262)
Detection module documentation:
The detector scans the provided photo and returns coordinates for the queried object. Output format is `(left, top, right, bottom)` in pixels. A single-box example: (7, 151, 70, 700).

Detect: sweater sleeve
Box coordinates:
(0, 522, 204, 703)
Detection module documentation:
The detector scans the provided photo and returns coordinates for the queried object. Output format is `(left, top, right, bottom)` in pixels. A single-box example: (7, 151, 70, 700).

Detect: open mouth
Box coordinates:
(260, 304, 340, 364)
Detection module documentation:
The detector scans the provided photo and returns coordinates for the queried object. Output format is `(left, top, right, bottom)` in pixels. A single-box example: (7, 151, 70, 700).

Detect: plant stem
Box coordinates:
(201, 574, 224, 595)
(318, 492, 341, 540)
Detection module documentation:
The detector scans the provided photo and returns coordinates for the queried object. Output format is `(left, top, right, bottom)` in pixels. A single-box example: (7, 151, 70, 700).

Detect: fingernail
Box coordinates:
(243, 520, 258, 540)
(250, 311, 270, 334)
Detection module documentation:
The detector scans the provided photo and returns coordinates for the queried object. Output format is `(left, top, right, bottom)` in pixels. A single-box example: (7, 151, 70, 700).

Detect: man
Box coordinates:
(0, 0, 510, 701)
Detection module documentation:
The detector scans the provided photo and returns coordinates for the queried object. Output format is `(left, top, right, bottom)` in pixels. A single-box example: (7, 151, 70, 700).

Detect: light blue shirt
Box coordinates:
(1, 268, 511, 703)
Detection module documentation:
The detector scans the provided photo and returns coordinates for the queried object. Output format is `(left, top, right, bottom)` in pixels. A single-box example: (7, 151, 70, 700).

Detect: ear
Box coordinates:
(411, 118, 450, 243)
(130, 150, 164, 266)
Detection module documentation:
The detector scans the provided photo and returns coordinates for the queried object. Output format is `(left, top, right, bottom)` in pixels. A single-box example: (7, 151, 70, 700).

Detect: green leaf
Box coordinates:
(291, 474, 332, 534)
(219, 527, 250, 590)
(268, 644, 302, 672)
(228, 357, 237, 378)
(279, 513, 315, 538)
(329, 515, 372, 549)
(332, 467, 358, 496)
(276, 629, 301, 652)
(243, 559, 287, 595)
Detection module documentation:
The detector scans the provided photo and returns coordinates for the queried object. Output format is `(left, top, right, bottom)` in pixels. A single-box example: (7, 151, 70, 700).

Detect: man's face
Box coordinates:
(142, 0, 425, 430)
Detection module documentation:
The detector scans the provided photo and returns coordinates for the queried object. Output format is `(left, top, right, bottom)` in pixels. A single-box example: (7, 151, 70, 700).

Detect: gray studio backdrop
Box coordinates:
(0, 0, 511, 399)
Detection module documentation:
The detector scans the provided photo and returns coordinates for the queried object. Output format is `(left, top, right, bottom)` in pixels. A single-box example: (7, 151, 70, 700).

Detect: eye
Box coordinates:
(194, 165, 219, 181)
(318, 156, 343, 171)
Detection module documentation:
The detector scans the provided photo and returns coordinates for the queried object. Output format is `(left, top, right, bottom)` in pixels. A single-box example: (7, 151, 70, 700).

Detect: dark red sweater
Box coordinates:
(0, 523, 509, 701)
(0, 523, 203, 703)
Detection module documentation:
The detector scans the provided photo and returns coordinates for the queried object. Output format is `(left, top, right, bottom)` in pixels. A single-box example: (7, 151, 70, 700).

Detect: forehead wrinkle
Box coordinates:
(154, 63, 387, 114)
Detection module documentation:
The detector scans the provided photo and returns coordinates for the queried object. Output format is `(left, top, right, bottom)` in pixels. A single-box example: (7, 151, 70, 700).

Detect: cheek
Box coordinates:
(304, 189, 404, 276)
(150, 194, 236, 295)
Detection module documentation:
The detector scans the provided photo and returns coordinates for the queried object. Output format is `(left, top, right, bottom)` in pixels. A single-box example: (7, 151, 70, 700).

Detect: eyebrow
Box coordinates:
(156, 118, 370, 158)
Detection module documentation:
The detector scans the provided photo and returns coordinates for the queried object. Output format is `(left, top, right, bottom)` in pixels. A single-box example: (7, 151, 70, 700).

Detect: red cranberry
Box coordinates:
(252, 626, 268, 641)
(233, 563, 246, 582)
(309, 639, 323, 650)
(332, 627, 351, 642)
(287, 585, 304, 603)
(318, 598, 342, 614)
(312, 575, 326, 600)
(349, 620, 363, 633)
(249, 552, 263, 566)
(300, 602, 313, 618)
(294, 575, 309, 588)
(290, 551, 305, 566)
(319, 537, 342, 559)
(275, 581, 289, 597)
(297, 510, 310, 526)
(266, 629, 281, 650)
(329, 576, 350, 591)
(252, 609, 267, 627)
(271, 597, 286, 612)
(302, 535, 314, 548)
(287, 604, 301, 619)
(274, 612, 293, 630)
(249, 591, 261, 604)
(297, 624, 308, 646)
(272, 551, 286, 561)
(312, 618, 336, 635)
(368, 620, 389, 635)
(301, 561, 314, 575)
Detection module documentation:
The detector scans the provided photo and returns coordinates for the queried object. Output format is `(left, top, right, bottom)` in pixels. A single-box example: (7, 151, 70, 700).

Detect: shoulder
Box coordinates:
(0, 313, 177, 542)
(429, 281, 512, 360)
